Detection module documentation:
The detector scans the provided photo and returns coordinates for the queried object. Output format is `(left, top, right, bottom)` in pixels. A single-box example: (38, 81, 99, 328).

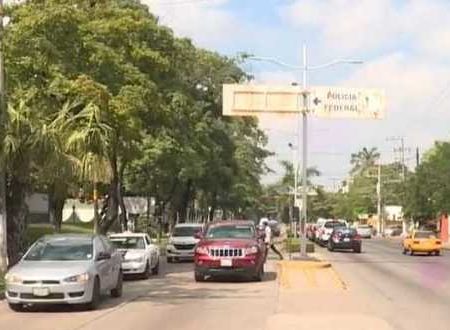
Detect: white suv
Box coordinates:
(166, 223, 203, 262)
(316, 220, 348, 245)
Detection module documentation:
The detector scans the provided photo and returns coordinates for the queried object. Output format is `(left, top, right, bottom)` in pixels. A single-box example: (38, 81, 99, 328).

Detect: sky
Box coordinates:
(144, 0, 450, 189)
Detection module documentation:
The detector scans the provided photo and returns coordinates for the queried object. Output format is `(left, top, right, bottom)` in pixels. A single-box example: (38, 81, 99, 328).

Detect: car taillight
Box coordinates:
(355, 235, 361, 240)
(195, 246, 209, 255)
(436, 241, 441, 245)
(413, 240, 420, 244)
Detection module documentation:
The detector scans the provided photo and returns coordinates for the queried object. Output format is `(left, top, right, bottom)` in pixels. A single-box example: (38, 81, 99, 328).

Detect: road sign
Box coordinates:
(222, 84, 385, 119)
(309, 86, 385, 119)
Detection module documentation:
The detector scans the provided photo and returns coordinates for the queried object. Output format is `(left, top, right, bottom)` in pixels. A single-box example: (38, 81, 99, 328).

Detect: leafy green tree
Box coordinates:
(350, 147, 380, 175)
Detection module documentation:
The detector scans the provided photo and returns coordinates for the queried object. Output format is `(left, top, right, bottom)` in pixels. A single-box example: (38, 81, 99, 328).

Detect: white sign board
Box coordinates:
(309, 87, 385, 119)
(222, 84, 385, 119)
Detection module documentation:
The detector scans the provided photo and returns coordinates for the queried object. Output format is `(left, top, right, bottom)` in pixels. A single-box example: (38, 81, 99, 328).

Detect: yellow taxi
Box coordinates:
(402, 230, 442, 256)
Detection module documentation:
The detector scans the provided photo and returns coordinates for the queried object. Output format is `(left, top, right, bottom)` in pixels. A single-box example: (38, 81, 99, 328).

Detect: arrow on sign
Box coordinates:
(313, 97, 321, 106)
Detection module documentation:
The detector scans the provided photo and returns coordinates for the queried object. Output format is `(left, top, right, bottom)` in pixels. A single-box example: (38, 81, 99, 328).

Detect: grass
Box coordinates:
(284, 238, 315, 253)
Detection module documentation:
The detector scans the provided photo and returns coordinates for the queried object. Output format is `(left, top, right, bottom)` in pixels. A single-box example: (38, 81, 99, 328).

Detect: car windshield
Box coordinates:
(110, 237, 145, 249)
(325, 222, 346, 228)
(206, 225, 255, 239)
(172, 226, 202, 237)
(24, 237, 93, 261)
(415, 231, 435, 239)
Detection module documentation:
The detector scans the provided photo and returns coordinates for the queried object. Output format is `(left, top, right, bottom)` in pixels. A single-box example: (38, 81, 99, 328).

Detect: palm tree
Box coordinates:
(65, 103, 113, 234)
(280, 160, 321, 188)
(350, 147, 380, 175)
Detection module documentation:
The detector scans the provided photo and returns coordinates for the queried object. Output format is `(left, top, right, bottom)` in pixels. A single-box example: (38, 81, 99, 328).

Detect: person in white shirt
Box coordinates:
(263, 220, 283, 260)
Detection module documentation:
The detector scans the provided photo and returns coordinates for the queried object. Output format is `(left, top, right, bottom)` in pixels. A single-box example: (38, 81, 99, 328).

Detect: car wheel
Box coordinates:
(86, 277, 101, 310)
(194, 272, 205, 282)
(409, 248, 414, 256)
(143, 261, 151, 279)
(402, 248, 407, 255)
(327, 242, 334, 252)
(253, 265, 264, 282)
(8, 303, 24, 312)
(354, 246, 362, 253)
(436, 250, 441, 256)
(111, 270, 123, 298)
(166, 256, 173, 263)
(152, 258, 160, 275)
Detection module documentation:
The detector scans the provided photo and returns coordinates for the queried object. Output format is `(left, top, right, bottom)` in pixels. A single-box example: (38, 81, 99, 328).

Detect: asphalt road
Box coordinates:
(1, 240, 450, 330)
(315, 238, 450, 330)
(0, 259, 279, 330)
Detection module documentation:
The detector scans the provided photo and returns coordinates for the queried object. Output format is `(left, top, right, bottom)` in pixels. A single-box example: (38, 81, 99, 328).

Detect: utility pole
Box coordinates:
(416, 147, 420, 168)
(0, 0, 8, 272)
(299, 43, 308, 258)
(376, 160, 382, 236)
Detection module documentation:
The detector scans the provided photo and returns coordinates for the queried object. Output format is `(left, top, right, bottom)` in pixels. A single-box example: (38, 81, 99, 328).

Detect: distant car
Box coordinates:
(402, 230, 442, 256)
(166, 223, 204, 262)
(4, 234, 123, 312)
(194, 220, 266, 282)
(356, 224, 372, 238)
(328, 227, 362, 253)
(316, 220, 348, 245)
(385, 225, 402, 237)
(109, 232, 160, 278)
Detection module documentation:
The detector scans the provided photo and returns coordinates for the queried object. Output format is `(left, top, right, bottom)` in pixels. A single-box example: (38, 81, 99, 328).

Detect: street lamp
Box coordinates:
(288, 142, 298, 237)
(246, 45, 363, 257)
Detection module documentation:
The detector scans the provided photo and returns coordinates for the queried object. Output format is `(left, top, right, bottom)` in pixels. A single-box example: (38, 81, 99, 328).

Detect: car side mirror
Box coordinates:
(194, 232, 203, 239)
(96, 252, 111, 261)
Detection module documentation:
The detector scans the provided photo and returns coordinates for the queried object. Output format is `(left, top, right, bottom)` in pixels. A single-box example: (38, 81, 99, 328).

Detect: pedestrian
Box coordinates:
(263, 220, 283, 260)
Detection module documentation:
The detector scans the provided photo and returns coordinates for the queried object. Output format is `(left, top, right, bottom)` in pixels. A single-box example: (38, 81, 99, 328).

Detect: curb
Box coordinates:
(277, 260, 332, 270)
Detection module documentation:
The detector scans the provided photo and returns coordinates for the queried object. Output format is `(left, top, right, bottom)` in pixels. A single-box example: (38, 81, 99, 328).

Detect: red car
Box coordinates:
(194, 220, 266, 282)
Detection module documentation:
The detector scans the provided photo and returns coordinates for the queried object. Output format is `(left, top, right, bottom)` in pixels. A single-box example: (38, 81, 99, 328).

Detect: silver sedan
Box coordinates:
(4, 234, 123, 311)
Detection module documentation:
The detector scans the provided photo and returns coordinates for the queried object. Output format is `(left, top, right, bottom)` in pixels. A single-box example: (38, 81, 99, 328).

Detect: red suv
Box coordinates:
(194, 220, 266, 282)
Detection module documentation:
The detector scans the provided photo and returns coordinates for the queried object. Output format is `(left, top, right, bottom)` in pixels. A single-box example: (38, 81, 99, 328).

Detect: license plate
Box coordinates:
(33, 287, 50, 297)
(220, 259, 233, 267)
(344, 238, 350, 242)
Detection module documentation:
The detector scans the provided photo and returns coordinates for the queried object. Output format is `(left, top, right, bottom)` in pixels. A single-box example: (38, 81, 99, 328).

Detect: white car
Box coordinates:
(166, 223, 203, 262)
(109, 232, 160, 278)
(356, 224, 373, 238)
(316, 220, 348, 245)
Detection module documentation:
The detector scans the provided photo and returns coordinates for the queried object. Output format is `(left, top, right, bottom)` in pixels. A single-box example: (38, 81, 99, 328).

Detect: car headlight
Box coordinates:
(126, 257, 144, 263)
(195, 246, 208, 255)
(245, 246, 259, 255)
(5, 273, 22, 284)
(63, 273, 90, 284)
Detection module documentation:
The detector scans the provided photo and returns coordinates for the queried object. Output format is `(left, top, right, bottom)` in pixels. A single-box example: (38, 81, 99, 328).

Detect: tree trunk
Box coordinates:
(6, 175, 29, 266)
(93, 182, 99, 234)
(118, 162, 128, 230)
(179, 179, 193, 223)
(48, 183, 67, 233)
(99, 154, 119, 234)
(208, 191, 217, 222)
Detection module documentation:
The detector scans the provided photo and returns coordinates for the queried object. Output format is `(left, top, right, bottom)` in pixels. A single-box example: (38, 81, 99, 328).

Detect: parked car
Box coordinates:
(194, 220, 266, 282)
(328, 227, 362, 253)
(109, 232, 160, 278)
(402, 230, 442, 256)
(356, 224, 373, 238)
(316, 220, 348, 245)
(166, 223, 204, 262)
(4, 234, 123, 312)
(385, 225, 402, 237)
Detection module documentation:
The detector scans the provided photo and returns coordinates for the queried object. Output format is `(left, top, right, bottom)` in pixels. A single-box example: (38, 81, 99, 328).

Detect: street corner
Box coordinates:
(277, 257, 346, 291)
(265, 313, 394, 330)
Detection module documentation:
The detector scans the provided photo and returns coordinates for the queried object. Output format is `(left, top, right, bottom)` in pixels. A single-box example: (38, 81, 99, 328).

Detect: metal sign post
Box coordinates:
(223, 48, 385, 258)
